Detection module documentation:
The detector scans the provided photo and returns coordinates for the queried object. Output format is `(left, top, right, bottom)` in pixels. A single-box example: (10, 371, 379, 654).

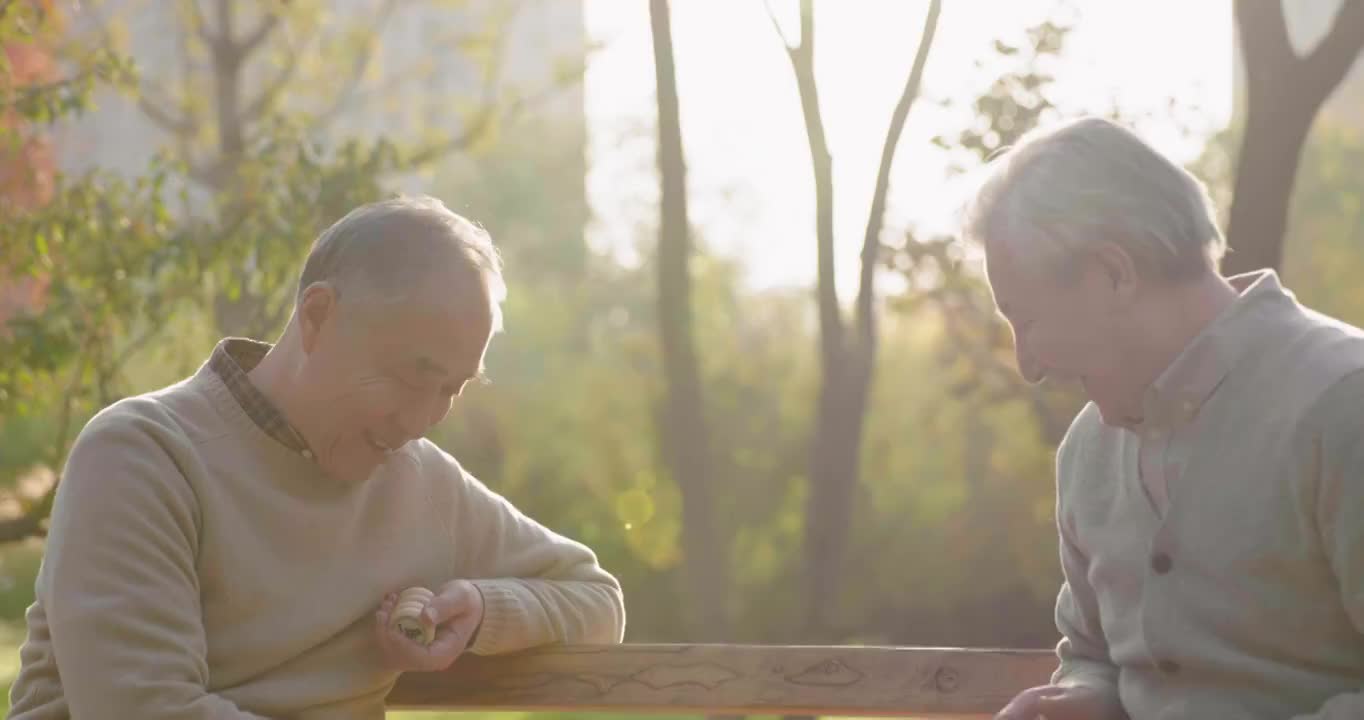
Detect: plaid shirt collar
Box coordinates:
(208, 338, 317, 461)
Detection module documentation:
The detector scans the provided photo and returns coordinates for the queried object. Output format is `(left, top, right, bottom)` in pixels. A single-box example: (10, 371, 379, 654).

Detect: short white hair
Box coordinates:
(298, 194, 506, 331)
(962, 116, 1226, 282)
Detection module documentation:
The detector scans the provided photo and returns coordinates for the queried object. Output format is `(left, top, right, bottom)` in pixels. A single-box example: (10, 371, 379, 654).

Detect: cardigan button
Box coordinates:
(1151, 552, 1173, 574)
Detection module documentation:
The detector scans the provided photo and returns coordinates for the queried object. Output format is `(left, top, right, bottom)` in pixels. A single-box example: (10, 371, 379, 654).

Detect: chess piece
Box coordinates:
(389, 586, 436, 646)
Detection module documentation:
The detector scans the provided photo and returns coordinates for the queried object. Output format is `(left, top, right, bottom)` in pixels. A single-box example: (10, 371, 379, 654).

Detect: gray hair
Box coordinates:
(297, 194, 506, 330)
(961, 116, 1226, 282)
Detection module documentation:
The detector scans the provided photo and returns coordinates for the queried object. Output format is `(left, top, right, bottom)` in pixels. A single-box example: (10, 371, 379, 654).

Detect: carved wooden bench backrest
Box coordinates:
(387, 643, 1056, 718)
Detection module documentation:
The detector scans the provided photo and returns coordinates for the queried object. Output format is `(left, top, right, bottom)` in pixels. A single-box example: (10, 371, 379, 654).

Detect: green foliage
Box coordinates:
(931, 14, 1072, 170)
(0, 124, 399, 472)
(0, 2, 137, 145)
(206, 122, 398, 339)
(1279, 125, 1364, 326)
(0, 167, 186, 519)
(4, 46, 136, 125)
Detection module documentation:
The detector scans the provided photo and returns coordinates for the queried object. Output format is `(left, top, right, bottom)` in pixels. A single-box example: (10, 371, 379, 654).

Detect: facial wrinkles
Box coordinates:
(317, 372, 393, 450)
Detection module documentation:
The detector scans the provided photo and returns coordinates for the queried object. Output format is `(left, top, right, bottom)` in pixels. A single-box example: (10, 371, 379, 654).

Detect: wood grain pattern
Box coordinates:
(387, 643, 1057, 717)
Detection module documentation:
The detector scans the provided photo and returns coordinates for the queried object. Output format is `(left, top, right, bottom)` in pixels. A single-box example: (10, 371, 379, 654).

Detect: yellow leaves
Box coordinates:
(1282, 125, 1364, 328)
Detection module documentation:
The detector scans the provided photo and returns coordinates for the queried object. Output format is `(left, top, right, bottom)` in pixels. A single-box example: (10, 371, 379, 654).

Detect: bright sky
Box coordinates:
(582, 0, 1234, 293)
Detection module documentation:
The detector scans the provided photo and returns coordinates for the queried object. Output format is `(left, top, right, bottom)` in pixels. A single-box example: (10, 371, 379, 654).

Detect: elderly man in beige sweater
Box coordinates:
(6, 196, 626, 719)
(975, 118, 1364, 720)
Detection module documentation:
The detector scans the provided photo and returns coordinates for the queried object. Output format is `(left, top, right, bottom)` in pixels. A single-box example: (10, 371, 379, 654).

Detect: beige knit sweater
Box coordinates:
(7, 358, 625, 719)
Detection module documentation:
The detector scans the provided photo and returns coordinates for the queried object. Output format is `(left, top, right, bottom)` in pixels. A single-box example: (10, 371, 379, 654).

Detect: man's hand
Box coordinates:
(374, 579, 485, 672)
(995, 684, 1126, 720)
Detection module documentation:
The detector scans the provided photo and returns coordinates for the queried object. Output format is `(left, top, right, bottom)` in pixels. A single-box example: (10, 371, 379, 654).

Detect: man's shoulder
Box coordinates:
(401, 437, 461, 472)
(399, 438, 482, 494)
(395, 438, 534, 521)
(51, 378, 222, 525)
(1270, 297, 1364, 370)
(71, 372, 222, 458)
(1244, 300, 1364, 417)
(1054, 402, 1124, 498)
(1057, 402, 1113, 463)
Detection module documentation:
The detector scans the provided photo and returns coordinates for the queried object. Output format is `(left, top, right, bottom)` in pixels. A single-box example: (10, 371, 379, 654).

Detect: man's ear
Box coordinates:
(297, 282, 338, 354)
(1088, 241, 1140, 310)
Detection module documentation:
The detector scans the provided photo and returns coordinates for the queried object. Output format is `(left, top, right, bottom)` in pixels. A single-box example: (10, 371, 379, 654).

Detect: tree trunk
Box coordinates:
(203, 0, 262, 337)
(1222, 0, 1364, 277)
(785, 0, 846, 640)
(776, 0, 940, 640)
(1222, 94, 1314, 276)
(211, 0, 245, 163)
(648, 0, 729, 641)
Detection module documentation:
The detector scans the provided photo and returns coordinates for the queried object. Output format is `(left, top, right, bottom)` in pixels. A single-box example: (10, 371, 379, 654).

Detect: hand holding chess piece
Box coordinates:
(375, 580, 485, 672)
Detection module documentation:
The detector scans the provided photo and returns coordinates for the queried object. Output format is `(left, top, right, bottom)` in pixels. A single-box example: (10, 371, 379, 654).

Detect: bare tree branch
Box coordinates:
(184, 0, 215, 46)
(854, 0, 940, 350)
(1224, 0, 1364, 275)
(185, 155, 226, 187)
(104, 321, 173, 383)
(238, 10, 281, 56)
(241, 17, 323, 122)
(12, 70, 96, 101)
(80, 0, 199, 139)
(1302, 0, 1364, 99)
(173, 14, 201, 177)
(400, 5, 516, 168)
(137, 92, 198, 136)
(1233, 0, 1293, 83)
(213, 0, 234, 56)
(470, 6, 513, 115)
(401, 79, 566, 168)
(302, 0, 401, 134)
(762, 0, 797, 52)
(785, 0, 842, 355)
(0, 507, 47, 544)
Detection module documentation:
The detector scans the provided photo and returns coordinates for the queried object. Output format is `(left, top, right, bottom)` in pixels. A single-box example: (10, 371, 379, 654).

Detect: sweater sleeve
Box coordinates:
(1290, 369, 1364, 720)
(1050, 414, 1123, 706)
(425, 445, 625, 655)
(35, 404, 272, 719)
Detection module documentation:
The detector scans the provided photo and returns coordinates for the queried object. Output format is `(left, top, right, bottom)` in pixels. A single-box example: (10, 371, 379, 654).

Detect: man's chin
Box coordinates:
(1092, 401, 1142, 431)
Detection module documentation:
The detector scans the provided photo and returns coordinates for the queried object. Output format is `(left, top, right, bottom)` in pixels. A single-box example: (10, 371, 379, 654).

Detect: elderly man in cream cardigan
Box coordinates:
(978, 117, 1364, 720)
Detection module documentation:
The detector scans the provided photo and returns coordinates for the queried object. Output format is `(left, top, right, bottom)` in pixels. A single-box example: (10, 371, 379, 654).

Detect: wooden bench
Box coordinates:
(388, 644, 1057, 717)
